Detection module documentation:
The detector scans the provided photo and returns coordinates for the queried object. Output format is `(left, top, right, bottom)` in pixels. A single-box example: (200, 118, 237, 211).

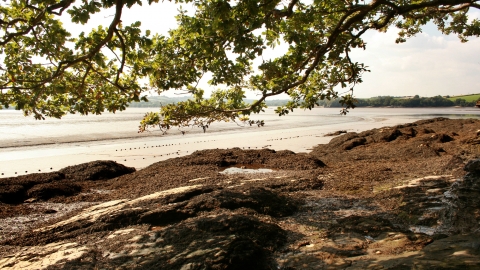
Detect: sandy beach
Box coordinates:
(1, 107, 479, 177)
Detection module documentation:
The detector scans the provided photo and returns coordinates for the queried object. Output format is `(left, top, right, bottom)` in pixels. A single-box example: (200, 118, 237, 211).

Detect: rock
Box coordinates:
(1, 184, 287, 269)
(0, 172, 66, 203)
(0, 172, 65, 186)
(373, 128, 403, 142)
(167, 148, 325, 170)
(437, 160, 480, 234)
(436, 133, 454, 143)
(327, 132, 360, 148)
(324, 130, 347, 136)
(33, 185, 202, 234)
(23, 197, 37, 203)
(464, 159, 480, 174)
(0, 242, 90, 270)
(0, 161, 135, 204)
(59, 160, 135, 181)
(413, 234, 480, 268)
(0, 184, 26, 204)
(26, 181, 81, 200)
(343, 137, 366, 150)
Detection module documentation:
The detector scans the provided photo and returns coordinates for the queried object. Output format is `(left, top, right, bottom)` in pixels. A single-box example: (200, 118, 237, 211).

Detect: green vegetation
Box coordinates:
(319, 95, 478, 108)
(0, 1, 479, 132)
(447, 94, 480, 102)
(132, 94, 478, 110)
(357, 95, 456, 108)
(446, 94, 480, 103)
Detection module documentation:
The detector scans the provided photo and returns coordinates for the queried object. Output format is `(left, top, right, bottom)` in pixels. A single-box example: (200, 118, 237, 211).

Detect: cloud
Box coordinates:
(350, 26, 480, 98)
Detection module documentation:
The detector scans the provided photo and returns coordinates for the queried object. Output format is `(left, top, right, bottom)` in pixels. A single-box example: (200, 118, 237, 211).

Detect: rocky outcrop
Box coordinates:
(0, 172, 66, 204)
(159, 148, 326, 170)
(2, 165, 480, 269)
(59, 160, 136, 181)
(437, 159, 480, 234)
(0, 182, 298, 269)
(0, 161, 135, 204)
(311, 118, 478, 161)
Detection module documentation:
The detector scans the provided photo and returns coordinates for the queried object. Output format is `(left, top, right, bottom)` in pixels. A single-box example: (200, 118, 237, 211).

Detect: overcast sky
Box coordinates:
(64, 2, 480, 99)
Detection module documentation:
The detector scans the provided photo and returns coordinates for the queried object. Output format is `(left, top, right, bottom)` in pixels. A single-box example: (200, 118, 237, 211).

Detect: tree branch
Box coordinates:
(46, 0, 75, 15)
(54, 0, 124, 78)
(113, 28, 126, 85)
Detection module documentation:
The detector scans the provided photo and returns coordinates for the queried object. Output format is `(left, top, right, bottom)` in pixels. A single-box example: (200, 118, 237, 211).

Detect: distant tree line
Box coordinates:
(129, 97, 290, 108)
(317, 95, 479, 108)
(129, 95, 477, 109)
(2, 95, 475, 111)
(128, 96, 191, 108)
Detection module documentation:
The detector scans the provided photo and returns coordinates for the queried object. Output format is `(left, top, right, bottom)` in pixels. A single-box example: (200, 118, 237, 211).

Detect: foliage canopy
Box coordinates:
(1, 0, 479, 131)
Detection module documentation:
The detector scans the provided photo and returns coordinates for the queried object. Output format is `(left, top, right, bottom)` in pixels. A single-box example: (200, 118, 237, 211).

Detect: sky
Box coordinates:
(62, 1, 480, 99)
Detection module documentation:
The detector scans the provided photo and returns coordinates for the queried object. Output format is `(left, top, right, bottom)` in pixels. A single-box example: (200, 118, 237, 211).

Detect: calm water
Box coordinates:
(1, 107, 478, 148)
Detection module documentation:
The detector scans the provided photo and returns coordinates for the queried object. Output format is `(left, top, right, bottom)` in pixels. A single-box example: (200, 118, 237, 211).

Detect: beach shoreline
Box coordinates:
(1, 107, 479, 178)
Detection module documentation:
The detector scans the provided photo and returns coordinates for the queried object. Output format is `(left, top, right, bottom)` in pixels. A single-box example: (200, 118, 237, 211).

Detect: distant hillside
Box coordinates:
(127, 94, 479, 109)
(317, 94, 479, 108)
(128, 96, 192, 108)
(446, 94, 480, 103)
(128, 96, 290, 108)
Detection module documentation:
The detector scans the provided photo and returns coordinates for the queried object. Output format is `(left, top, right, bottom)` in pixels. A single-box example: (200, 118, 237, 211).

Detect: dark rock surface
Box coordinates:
(59, 160, 136, 181)
(0, 161, 135, 204)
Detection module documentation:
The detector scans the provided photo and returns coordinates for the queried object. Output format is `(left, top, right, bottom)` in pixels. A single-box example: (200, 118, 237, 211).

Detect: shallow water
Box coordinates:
(1, 107, 478, 147)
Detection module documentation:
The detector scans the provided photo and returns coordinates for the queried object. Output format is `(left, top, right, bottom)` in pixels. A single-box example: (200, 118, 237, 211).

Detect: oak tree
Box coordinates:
(1, 0, 479, 131)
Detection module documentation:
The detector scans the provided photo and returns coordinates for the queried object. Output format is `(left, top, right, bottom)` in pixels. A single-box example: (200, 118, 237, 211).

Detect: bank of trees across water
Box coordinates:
(129, 95, 479, 109)
(319, 95, 479, 108)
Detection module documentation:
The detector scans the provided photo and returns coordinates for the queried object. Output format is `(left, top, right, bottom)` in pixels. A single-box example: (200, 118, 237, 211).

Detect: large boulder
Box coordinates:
(0, 172, 65, 204)
(437, 159, 480, 234)
(0, 161, 134, 204)
(0, 184, 26, 204)
(0, 172, 65, 187)
(59, 160, 135, 181)
(465, 159, 480, 175)
(26, 181, 82, 200)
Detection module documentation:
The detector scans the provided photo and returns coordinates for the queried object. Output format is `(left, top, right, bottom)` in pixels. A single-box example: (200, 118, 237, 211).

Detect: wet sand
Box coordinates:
(1, 107, 478, 177)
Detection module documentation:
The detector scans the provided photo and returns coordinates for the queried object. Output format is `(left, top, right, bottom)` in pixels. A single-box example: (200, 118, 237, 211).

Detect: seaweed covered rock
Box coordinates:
(158, 148, 325, 170)
(0, 161, 135, 204)
(26, 181, 82, 201)
(0, 172, 65, 204)
(310, 118, 480, 170)
(59, 160, 135, 181)
(0, 185, 26, 204)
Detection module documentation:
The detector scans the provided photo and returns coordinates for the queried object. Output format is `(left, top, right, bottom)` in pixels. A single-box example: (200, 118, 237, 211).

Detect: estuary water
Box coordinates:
(0, 107, 479, 177)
